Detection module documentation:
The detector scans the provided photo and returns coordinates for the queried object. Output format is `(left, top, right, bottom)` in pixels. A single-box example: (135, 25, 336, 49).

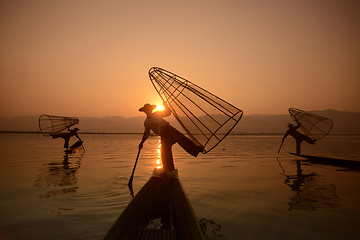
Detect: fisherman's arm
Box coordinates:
(162, 102, 171, 117)
(139, 128, 150, 150)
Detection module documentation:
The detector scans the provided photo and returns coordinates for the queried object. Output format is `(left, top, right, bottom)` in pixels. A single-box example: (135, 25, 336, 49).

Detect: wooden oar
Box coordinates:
(128, 148, 141, 197)
(277, 140, 284, 155)
(81, 142, 86, 152)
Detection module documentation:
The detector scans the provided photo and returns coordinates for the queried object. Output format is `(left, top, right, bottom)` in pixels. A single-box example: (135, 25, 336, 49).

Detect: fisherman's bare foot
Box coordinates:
(194, 145, 204, 157)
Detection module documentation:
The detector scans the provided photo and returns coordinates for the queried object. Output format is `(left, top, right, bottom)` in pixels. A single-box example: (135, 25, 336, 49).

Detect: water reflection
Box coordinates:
(199, 218, 227, 240)
(284, 160, 341, 211)
(156, 139, 162, 169)
(34, 152, 84, 198)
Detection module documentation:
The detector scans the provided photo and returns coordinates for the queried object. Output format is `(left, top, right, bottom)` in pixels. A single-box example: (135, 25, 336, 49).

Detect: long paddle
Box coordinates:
(81, 141, 86, 152)
(277, 140, 284, 155)
(127, 148, 141, 197)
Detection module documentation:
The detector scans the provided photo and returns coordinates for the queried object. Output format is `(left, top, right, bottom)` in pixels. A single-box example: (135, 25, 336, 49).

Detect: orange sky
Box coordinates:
(0, 0, 359, 118)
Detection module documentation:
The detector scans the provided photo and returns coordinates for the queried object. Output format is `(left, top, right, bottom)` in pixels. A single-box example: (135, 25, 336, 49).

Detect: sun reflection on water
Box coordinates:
(156, 139, 162, 169)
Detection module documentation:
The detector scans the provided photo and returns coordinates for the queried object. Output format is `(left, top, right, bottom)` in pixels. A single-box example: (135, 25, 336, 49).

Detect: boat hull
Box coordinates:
(104, 169, 205, 240)
(290, 153, 360, 170)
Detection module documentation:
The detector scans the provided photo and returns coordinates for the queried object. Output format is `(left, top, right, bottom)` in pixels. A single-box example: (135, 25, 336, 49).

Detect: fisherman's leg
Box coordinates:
(64, 138, 70, 149)
(178, 136, 203, 157)
(161, 138, 175, 172)
(51, 134, 60, 139)
(52, 132, 66, 139)
(304, 136, 316, 144)
(170, 127, 203, 157)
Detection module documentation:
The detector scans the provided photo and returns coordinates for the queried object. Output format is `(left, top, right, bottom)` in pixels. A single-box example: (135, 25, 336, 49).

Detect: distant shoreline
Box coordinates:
(2, 110, 359, 135)
(1, 131, 359, 136)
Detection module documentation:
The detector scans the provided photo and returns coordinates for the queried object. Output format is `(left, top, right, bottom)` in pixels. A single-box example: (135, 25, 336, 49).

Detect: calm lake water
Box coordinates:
(0, 133, 359, 240)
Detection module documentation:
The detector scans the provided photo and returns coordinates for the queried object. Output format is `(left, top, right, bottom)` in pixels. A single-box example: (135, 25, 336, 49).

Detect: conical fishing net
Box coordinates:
(289, 108, 333, 141)
(39, 114, 79, 136)
(149, 67, 243, 153)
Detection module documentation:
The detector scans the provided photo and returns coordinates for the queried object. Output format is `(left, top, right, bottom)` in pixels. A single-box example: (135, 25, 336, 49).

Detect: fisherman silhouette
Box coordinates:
(281, 122, 316, 155)
(50, 127, 82, 151)
(139, 102, 204, 171)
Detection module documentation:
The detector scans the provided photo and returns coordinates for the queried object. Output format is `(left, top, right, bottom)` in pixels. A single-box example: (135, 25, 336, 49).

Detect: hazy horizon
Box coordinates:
(1, 108, 359, 119)
(2, 109, 360, 135)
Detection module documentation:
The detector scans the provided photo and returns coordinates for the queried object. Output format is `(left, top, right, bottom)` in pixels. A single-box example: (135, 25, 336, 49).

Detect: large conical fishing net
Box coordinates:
(289, 108, 333, 141)
(39, 114, 79, 136)
(149, 67, 243, 153)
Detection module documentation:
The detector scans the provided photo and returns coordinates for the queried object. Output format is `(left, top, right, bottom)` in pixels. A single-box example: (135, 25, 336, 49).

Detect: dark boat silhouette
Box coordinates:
(290, 153, 360, 170)
(104, 168, 205, 240)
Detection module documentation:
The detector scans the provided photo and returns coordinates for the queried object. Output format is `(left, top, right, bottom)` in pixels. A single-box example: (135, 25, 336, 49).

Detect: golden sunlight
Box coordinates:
(156, 139, 162, 169)
(154, 104, 165, 112)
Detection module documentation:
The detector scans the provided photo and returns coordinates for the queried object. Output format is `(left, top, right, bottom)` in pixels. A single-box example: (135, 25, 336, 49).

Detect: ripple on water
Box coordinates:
(2, 134, 360, 240)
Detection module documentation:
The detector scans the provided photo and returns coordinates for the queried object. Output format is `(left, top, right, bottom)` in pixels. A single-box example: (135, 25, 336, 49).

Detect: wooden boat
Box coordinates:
(104, 168, 205, 240)
(290, 153, 360, 169)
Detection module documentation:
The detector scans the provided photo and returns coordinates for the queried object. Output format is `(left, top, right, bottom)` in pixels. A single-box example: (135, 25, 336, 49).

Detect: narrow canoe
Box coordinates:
(290, 153, 360, 169)
(104, 168, 205, 240)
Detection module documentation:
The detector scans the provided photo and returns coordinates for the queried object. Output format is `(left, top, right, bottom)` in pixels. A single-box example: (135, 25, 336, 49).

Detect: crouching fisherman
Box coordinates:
(51, 127, 82, 152)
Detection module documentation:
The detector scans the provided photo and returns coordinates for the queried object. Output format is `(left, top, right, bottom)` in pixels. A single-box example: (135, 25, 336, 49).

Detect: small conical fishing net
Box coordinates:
(289, 108, 333, 141)
(149, 67, 243, 153)
(39, 114, 79, 136)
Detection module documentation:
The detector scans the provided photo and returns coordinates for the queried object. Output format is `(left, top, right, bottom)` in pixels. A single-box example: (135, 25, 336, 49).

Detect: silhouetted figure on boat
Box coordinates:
(139, 102, 204, 171)
(281, 123, 316, 155)
(51, 127, 82, 151)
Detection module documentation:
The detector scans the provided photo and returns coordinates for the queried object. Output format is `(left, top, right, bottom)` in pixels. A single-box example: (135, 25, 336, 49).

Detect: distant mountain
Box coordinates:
(0, 115, 40, 132)
(0, 109, 359, 134)
(79, 116, 144, 133)
(309, 109, 360, 134)
(233, 109, 360, 134)
(0, 115, 145, 133)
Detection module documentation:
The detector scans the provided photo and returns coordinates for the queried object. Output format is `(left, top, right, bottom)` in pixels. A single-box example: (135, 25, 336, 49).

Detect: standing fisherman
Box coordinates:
(280, 123, 316, 155)
(139, 102, 204, 171)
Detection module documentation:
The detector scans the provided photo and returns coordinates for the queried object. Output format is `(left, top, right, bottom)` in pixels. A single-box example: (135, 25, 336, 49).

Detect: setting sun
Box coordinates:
(154, 104, 165, 112)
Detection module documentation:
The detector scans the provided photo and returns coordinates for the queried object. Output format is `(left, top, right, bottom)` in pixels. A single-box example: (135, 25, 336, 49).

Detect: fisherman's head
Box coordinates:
(74, 127, 80, 131)
(139, 103, 156, 115)
(288, 123, 294, 128)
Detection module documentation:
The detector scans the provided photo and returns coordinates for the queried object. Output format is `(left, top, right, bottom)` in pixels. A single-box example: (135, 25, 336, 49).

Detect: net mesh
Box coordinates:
(39, 114, 79, 136)
(149, 67, 243, 153)
(289, 108, 333, 141)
